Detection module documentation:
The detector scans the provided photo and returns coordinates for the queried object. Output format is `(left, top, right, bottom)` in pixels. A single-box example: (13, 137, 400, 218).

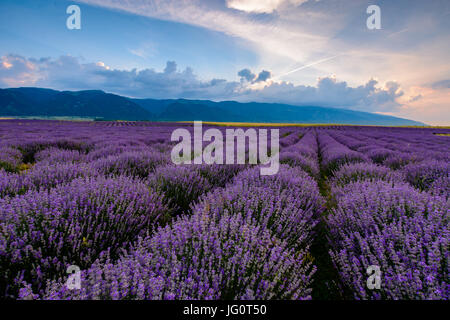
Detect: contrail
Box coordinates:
(274, 55, 340, 79)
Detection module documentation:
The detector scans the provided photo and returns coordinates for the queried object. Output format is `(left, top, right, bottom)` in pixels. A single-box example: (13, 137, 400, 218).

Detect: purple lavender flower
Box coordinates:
(41, 211, 316, 300)
(92, 150, 168, 178)
(193, 165, 322, 249)
(318, 133, 368, 175)
(327, 180, 449, 300)
(0, 175, 169, 298)
(35, 148, 86, 164)
(0, 146, 22, 172)
(403, 160, 449, 192)
(147, 164, 212, 216)
(331, 162, 404, 188)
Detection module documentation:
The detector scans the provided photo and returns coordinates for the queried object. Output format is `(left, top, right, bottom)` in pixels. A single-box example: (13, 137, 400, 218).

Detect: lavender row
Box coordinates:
(0, 175, 169, 298)
(31, 165, 323, 300)
(327, 180, 448, 299)
(280, 130, 320, 178)
(317, 132, 368, 176)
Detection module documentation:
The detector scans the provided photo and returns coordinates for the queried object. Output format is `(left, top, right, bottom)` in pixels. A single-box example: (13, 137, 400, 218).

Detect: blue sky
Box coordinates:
(0, 0, 257, 78)
(0, 0, 449, 124)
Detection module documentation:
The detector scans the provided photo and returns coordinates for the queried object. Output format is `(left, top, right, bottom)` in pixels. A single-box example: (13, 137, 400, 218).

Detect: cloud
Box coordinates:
(75, 0, 450, 96)
(128, 43, 156, 59)
(0, 54, 406, 114)
(255, 70, 271, 82)
(394, 85, 450, 126)
(238, 68, 271, 83)
(236, 75, 403, 112)
(0, 54, 39, 87)
(226, 0, 283, 13)
(431, 79, 450, 90)
(0, 54, 238, 100)
(408, 94, 422, 102)
(238, 68, 255, 82)
(164, 61, 177, 74)
(226, 0, 309, 13)
(76, 0, 328, 64)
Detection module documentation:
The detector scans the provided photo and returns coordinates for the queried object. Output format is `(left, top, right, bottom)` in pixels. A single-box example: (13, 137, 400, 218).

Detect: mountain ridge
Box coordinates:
(0, 87, 426, 126)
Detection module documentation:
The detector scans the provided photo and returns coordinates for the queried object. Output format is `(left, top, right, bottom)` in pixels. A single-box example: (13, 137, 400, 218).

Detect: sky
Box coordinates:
(0, 0, 449, 125)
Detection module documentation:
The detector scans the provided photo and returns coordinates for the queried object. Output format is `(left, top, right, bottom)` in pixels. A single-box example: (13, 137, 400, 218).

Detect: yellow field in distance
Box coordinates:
(178, 121, 450, 129)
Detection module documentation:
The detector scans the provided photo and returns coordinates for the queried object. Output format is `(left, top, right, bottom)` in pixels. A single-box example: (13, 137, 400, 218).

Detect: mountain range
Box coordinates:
(0, 87, 425, 126)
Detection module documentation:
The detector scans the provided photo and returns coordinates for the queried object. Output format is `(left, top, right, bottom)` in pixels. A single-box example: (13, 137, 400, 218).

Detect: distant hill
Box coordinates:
(0, 87, 426, 126)
(0, 88, 154, 121)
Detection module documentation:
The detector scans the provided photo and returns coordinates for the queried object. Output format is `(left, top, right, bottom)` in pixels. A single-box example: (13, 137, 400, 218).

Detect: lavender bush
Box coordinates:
(147, 164, 212, 216)
(39, 211, 315, 300)
(193, 163, 246, 188)
(193, 168, 322, 249)
(0, 170, 32, 198)
(317, 133, 368, 175)
(0, 176, 169, 298)
(331, 162, 404, 188)
(35, 148, 86, 164)
(403, 160, 449, 192)
(328, 180, 449, 300)
(92, 150, 167, 178)
(279, 152, 320, 178)
(0, 146, 22, 172)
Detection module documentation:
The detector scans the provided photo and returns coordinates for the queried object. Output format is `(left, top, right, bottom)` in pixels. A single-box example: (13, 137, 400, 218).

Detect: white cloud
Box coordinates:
(236, 73, 403, 112)
(0, 54, 239, 100)
(74, 0, 450, 95)
(226, 0, 284, 13)
(226, 0, 309, 13)
(0, 54, 407, 114)
(128, 42, 157, 59)
(76, 0, 329, 65)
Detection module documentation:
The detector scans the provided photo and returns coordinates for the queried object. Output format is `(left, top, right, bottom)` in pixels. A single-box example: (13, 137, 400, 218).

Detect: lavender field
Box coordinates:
(0, 120, 448, 300)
